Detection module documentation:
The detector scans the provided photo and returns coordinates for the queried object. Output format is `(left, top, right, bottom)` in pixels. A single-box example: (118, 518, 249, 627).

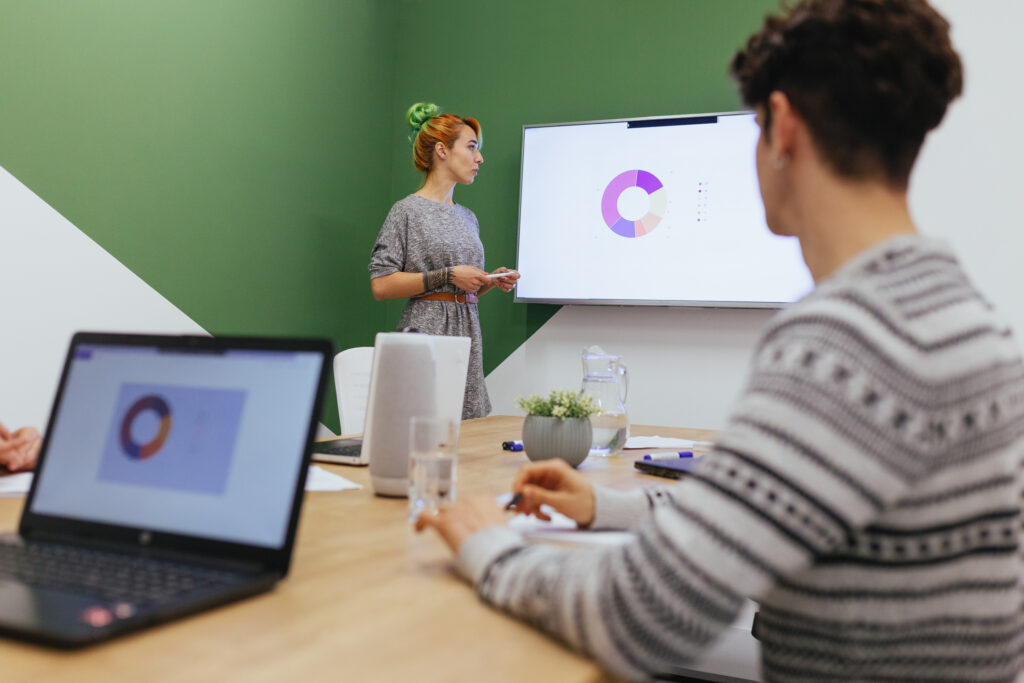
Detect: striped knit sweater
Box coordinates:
(458, 235, 1024, 681)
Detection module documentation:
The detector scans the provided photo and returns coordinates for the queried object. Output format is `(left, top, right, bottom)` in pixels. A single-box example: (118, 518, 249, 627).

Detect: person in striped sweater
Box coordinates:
(417, 0, 1024, 679)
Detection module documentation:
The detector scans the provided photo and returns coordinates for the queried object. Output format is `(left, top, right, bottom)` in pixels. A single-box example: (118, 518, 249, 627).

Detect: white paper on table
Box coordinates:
(0, 472, 33, 498)
(624, 435, 705, 449)
(495, 493, 634, 547)
(305, 465, 361, 492)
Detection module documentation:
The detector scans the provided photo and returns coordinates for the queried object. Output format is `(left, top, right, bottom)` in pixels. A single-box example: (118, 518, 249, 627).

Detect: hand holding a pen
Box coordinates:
(510, 459, 596, 527)
(415, 459, 598, 553)
(414, 495, 507, 553)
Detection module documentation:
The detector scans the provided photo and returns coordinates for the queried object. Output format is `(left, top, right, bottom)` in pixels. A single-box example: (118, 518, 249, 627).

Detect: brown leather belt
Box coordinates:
(414, 292, 478, 304)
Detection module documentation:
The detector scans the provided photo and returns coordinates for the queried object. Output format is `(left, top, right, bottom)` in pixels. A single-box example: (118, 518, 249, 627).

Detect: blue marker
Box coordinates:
(642, 451, 694, 460)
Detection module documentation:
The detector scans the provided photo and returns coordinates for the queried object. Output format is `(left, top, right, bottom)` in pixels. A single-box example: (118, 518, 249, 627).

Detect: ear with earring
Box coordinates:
(773, 154, 790, 171)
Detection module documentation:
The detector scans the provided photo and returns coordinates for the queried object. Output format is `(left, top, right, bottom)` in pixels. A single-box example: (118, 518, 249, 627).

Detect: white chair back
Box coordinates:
(333, 346, 375, 435)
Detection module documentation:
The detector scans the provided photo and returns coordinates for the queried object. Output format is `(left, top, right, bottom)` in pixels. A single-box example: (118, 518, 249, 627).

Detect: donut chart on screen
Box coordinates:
(120, 395, 172, 460)
(601, 169, 667, 238)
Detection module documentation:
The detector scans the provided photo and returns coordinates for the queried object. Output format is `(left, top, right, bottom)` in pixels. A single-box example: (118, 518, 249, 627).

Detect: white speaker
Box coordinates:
(365, 333, 437, 496)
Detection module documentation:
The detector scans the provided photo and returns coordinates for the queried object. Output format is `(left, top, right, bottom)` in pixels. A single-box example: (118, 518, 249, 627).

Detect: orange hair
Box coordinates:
(407, 103, 481, 174)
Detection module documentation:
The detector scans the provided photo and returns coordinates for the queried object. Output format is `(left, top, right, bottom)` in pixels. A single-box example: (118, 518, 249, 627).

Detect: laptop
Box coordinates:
(0, 332, 332, 647)
(312, 334, 470, 466)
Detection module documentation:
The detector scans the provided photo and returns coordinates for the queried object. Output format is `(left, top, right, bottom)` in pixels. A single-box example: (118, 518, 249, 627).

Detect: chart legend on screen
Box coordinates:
(601, 169, 666, 238)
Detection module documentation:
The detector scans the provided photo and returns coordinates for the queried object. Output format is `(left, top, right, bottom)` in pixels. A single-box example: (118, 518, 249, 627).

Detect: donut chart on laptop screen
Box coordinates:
(99, 383, 246, 496)
(119, 394, 172, 460)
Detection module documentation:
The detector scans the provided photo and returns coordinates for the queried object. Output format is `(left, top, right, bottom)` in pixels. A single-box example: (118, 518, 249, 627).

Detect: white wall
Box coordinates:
(0, 167, 206, 431)
(911, 0, 1024, 324)
(487, 305, 774, 430)
(487, 0, 1024, 430)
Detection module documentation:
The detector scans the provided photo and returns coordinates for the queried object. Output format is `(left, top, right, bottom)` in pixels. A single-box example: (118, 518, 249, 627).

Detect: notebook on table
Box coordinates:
(0, 331, 331, 648)
(633, 457, 702, 479)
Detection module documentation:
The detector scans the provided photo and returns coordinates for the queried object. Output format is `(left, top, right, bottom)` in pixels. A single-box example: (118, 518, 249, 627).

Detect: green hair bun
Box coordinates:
(406, 102, 440, 140)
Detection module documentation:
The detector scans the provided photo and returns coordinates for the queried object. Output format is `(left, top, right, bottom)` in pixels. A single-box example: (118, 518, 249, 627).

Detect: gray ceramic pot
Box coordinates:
(521, 415, 593, 467)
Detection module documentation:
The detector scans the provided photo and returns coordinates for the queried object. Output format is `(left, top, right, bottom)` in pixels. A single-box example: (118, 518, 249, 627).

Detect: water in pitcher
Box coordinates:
(588, 405, 629, 457)
(581, 346, 629, 457)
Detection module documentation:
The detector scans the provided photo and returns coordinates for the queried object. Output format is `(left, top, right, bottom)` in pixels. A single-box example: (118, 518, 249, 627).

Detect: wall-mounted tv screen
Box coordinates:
(513, 112, 813, 308)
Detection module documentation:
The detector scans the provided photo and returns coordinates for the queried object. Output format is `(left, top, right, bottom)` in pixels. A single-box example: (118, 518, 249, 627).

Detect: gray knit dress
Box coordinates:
(368, 194, 492, 419)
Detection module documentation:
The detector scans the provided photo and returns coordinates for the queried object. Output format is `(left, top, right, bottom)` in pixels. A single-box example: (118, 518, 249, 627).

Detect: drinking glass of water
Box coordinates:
(408, 416, 458, 522)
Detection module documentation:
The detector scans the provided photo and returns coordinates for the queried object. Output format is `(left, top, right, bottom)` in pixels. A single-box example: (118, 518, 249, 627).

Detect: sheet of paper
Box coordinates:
(305, 465, 361, 492)
(625, 435, 702, 449)
(0, 472, 33, 498)
(496, 493, 635, 547)
(523, 528, 636, 547)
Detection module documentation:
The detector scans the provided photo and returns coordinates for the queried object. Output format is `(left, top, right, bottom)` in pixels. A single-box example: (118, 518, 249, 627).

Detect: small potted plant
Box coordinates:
(516, 389, 599, 467)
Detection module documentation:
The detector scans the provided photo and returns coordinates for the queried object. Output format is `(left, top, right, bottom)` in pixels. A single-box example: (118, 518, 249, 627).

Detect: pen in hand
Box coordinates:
(504, 492, 523, 511)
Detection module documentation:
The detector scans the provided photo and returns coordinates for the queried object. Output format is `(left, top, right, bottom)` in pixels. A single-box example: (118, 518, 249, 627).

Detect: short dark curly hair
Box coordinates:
(731, 0, 963, 187)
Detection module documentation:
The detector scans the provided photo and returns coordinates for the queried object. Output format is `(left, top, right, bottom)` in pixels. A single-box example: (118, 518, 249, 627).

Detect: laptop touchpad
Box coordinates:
(0, 579, 122, 643)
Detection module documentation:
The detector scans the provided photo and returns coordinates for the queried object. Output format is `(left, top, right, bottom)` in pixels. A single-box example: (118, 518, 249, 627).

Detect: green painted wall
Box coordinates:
(0, 0, 776, 431)
(0, 0, 397, 431)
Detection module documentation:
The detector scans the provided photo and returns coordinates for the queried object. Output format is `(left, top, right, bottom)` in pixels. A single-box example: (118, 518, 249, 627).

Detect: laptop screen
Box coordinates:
(29, 341, 325, 549)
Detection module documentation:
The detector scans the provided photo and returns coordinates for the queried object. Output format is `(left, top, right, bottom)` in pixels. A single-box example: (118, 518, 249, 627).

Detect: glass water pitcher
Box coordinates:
(581, 345, 629, 456)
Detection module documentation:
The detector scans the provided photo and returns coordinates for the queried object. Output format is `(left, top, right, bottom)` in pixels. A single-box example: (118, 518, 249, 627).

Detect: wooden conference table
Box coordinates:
(0, 415, 725, 683)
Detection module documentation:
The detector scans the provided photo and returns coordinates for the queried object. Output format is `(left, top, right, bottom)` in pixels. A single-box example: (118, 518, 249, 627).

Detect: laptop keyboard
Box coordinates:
(0, 541, 245, 606)
(314, 441, 362, 456)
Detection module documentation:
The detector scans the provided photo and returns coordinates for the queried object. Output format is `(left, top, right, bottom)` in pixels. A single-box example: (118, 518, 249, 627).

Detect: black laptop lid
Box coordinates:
(21, 333, 332, 572)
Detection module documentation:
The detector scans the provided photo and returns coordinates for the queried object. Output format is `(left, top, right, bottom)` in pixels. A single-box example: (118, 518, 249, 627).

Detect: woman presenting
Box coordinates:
(369, 103, 519, 419)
